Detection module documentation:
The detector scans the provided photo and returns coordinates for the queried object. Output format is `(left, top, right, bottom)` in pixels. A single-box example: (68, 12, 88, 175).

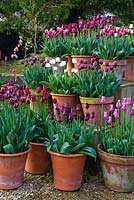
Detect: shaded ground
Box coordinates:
(0, 168, 134, 200)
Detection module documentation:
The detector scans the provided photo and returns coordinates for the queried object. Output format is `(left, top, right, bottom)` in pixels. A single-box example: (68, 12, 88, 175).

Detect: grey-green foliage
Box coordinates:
(21, 64, 52, 89)
(70, 35, 97, 55)
(41, 36, 71, 57)
(74, 69, 120, 97)
(0, 102, 42, 154)
(45, 118, 97, 158)
(44, 72, 78, 94)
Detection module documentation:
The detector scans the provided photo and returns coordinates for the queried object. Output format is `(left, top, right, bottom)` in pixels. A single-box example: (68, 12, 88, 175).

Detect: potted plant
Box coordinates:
(98, 97, 134, 192)
(74, 59, 120, 124)
(45, 103, 97, 191)
(25, 103, 51, 174)
(70, 35, 97, 69)
(97, 35, 127, 80)
(0, 99, 40, 189)
(44, 72, 78, 110)
(21, 63, 52, 112)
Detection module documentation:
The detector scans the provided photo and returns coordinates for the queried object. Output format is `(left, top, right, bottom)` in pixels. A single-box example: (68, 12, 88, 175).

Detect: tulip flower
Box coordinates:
(100, 96, 106, 104)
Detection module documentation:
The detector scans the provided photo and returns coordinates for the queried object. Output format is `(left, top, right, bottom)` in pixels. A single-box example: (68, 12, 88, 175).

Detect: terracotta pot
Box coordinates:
(101, 59, 126, 81)
(125, 56, 134, 81)
(71, 55, 92, 69)
(0, 148, 30, 190)
(97, 144, 134, 192)
(51, 93, 77, 111)
(79, 96, 114, 125)
(25, 142, 50, 174)
(49, 150, 86, 191)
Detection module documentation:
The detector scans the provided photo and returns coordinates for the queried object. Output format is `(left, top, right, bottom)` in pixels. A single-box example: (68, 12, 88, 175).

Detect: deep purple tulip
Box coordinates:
(85, 113, 90, 121)
(91, 112, 95, 119)
(86, 103, 90, 109)
(76, 104, 82, 111)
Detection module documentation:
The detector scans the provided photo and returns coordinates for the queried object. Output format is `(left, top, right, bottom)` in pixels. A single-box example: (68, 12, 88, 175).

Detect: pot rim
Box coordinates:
(0, 146, 31, 157)
(71, 55, 92, 58)
(29, 142, 44, 146)
(48, 150, 86, 158)
(79, 96, 114, 104)
(50, 93, 76, 97)
(97, 144, 134, 159)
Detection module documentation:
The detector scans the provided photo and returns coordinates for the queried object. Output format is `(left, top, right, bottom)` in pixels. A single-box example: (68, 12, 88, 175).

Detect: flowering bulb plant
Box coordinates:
(21, 63, 52, 89)
(44, 101, 97, 158)
(44, 72, 78, 94)
(74, 58, 120, 97)
(100, 97, 134, 156)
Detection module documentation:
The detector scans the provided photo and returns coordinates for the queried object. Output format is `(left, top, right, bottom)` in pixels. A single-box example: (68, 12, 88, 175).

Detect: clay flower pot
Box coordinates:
(49, 150, 86, 191)
(25, 142, 50, 174)
(97, 144, 134, 192)
(71, 55, 92, 69)
(0, 148, 30, 190)
(101, 59, 126, 81)
(51, 93, 77, 111)
(125, 56, 134, 81)
(79, 96, 114, 125)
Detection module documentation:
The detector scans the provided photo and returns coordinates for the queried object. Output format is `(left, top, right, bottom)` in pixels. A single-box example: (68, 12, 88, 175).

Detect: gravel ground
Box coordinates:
(0, 165, 134, 200)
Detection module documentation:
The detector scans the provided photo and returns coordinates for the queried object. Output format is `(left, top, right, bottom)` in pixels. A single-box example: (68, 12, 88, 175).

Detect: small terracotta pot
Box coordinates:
(97, 144, 134, 192)
(49, 150, 86, 191)
(25, 142, 50, 174)
(71, 55, 92, 69)
(101, 59, 126, 81)
(51, 93, 77, 111)
(125, 56, 134, 81)
(0, 148, 30, 190)
(79, 96, 114, 125)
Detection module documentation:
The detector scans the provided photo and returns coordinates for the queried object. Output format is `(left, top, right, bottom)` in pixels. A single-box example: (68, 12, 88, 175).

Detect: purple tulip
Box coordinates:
(130, 107, 134, 116)
(91, 112, 95, 119)
(86, 103, 90, 109)
(85, 113, 90, 121)
(121, 103, 127, 111)
(76, 104, 82, 111)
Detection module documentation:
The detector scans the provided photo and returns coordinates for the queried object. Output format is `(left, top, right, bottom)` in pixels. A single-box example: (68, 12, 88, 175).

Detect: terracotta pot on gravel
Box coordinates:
(79, 96, 114, 125)
(51, 93, 77, 111)
(125, 56, 134, 81)
(49, 150, 86, 191)
(98, 144, 134, 192)
(25, 142, 50, 174)
(0, 148, 30, 190)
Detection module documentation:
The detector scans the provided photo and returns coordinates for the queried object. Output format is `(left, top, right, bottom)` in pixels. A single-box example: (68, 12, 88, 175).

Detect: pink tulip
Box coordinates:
(121, 103, 127, 111)
(113, 109, 119, 119)
(116, 100, 121, 108)
(100, 96, 106, 104)
(104, 111, 108, 119)
(107, 116, 112, 124)
(109, 104, 114, 112)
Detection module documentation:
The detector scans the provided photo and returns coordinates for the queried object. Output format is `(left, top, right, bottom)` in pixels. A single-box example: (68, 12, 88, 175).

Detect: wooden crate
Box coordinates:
(115, 80, 134, 101)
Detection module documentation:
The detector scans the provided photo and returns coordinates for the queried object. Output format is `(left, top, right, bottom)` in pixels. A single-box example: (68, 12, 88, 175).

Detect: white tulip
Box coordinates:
(72, 58, 77, 64)
(129, 24, 133, 29)
(53, 66, 58, 71)
(45, 63, 51, 68)
(71, 68, 78, 73)
(114, 33, 118, 37)
(55, 57, 60, 62)
(50, 59, 56, 65)
(59, 61, 66, 67)
(64, 69, 68, 73)
(130, 29, 134, 34)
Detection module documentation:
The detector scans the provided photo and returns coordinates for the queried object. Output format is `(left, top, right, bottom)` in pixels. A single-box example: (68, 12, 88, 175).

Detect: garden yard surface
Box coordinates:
(0, 169, 134, 200)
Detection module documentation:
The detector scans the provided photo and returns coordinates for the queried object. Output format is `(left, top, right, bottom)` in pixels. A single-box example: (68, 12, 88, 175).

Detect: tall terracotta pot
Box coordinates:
(49, 150, 86, 191)
(101, 59, 126, 81)
(51, 93, 77, 111)
(67, 55, 74, 76)
(25, 142, 50, 174)
(0, 148, 30, 190)
(79, 96, 114, 125)
(97, 144, 134, 192)
(71, 55, 92, 69)
(125, 56, 134, 81)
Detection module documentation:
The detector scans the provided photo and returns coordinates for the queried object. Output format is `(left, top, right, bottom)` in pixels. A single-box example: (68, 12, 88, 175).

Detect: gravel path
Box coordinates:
(0, 167, 134, 200)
